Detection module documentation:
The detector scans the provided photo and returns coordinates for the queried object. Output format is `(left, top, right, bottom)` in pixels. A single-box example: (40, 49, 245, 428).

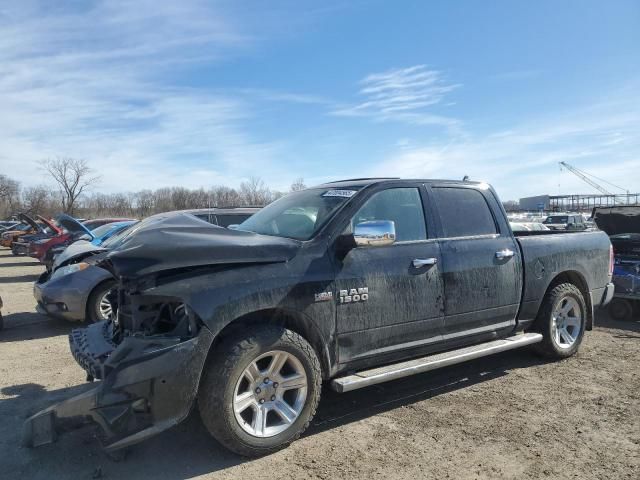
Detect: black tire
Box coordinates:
(85, 280, 116, 324)
(608, 298, 633, 321)
(533, 283, 587, 359)
(198, 325, 321, 457)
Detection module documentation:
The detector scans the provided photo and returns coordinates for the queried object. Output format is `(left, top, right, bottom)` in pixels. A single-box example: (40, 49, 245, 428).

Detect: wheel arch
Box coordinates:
(84, 277, 117, 321)
(544, 270, 593, 330)
(207, 308, 333, 379)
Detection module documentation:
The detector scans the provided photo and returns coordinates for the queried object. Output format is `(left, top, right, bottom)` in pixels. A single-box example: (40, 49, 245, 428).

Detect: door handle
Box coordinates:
(495, 249, 515, 260)
(413, 257, 438, 268)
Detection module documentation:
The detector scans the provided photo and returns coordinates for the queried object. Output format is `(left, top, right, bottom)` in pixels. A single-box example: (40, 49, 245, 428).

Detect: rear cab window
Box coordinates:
(431, 187, 498, 238)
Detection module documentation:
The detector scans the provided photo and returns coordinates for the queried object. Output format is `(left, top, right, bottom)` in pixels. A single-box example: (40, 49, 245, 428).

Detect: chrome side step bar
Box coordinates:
(331, 332, 543, 393)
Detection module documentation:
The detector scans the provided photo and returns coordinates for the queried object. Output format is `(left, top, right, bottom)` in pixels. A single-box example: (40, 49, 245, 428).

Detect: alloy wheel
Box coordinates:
(98, 292, 113, 320)
(551, 297, 582, 349)
(233, 350, 308, 438)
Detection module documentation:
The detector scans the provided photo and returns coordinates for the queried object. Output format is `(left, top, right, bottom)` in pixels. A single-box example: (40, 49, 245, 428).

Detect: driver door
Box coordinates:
(332, 186, 444, 364)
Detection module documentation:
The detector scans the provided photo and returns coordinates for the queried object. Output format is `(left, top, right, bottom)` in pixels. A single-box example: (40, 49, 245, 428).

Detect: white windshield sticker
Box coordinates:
(323, 190, 357, 198)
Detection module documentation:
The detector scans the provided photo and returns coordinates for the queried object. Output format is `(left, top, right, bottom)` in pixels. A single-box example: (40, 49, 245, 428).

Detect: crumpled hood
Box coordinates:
(53, 241, 107, 270)
(104, 212, 300, 278)
(593, 206, 640, 236)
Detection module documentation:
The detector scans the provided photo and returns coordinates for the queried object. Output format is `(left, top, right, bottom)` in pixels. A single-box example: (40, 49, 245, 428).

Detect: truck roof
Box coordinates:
(315, 178, 483, 189)
(178, 207, 262, 215)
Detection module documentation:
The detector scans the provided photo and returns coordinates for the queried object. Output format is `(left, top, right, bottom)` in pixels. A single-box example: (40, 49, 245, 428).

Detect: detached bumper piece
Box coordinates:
(23, 321, 214, 452)
(70, 321, 117, 380)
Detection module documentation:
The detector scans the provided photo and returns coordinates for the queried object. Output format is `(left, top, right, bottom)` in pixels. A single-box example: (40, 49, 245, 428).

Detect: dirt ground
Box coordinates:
(0, 249, 638, 480)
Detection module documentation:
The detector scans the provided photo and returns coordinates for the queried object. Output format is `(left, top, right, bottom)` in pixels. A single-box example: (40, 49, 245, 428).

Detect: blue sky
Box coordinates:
(1, 0, 639, 200)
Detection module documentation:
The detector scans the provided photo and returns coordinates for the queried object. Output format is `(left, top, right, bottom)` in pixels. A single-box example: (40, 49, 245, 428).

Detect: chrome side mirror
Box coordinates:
(353, 220, 396, 247)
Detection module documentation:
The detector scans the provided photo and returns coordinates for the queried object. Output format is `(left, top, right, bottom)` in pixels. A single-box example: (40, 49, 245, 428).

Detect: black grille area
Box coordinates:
(69, 321, 117, 380)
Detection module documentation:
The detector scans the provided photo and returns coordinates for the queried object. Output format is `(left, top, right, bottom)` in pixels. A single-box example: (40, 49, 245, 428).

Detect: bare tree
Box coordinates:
(134, 190, 155, 217)
(22, 185, 52, 215)
(240, 176, 273, 206)
(290, 177, 306, 192)
(211, 185, 241, 207)
(41, 157, 100, 215)
(0, 174, 21, 217)
(0, 174, 20, 200)
(170, 187, 191, 211)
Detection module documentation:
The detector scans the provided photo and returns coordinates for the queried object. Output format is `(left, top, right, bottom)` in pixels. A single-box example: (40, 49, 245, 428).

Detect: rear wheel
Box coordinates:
(86, 281, 116, 323)
(533, 283, 586, 358)
(198, 325, 321, 457)
(608, 298, 633, 321)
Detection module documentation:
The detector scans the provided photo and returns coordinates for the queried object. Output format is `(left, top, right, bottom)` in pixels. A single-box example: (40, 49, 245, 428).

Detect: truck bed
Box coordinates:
(513, 229, 597, 236)
(514, 230, 611, 327)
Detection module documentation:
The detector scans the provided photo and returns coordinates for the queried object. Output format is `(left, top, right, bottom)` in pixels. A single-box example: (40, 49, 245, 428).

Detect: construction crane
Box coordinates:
(558, 162, 628, 198)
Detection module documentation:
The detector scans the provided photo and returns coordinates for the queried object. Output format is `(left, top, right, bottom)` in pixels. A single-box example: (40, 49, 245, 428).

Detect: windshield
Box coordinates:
(544, 216, 568, 224)
(83, 220, 106, 230)
(90, 223, 118, 239)
(102, 222, 139, 248)
(237, 187, 361, 240)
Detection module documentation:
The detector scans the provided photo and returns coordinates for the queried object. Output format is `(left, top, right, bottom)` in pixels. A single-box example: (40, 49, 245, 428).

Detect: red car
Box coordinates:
(11, 215, 63, 256)
(29, 215, 136, 264)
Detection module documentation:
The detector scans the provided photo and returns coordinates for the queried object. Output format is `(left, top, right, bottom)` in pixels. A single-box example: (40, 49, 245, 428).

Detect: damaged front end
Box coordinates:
(23, 276, 214, 452)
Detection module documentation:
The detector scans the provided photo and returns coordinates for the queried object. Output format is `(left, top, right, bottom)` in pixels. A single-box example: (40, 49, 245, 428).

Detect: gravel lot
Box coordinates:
(0, 249, 638, 479)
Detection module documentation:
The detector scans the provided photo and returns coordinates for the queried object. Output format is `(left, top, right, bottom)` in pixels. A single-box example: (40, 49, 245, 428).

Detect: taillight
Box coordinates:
(609, 244, 614, 277)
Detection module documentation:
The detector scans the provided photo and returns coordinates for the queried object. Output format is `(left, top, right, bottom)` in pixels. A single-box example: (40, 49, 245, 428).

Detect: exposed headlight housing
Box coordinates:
(50, 262, 90, 281)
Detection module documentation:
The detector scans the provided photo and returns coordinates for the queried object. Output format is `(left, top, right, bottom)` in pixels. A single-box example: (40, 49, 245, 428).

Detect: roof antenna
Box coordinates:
(462, 175, 470, 182)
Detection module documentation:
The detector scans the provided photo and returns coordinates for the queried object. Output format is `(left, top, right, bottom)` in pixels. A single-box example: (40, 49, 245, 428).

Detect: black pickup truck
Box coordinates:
(24, 178, 614, 457)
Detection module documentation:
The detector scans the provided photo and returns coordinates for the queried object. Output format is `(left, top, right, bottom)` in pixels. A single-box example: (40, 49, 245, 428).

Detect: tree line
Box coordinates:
(0, 158, 306, 220)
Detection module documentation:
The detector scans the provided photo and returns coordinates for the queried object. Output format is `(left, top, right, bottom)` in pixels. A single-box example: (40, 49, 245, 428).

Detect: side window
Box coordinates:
(351, 188, 427, 242)
(432, 187, 497, 238)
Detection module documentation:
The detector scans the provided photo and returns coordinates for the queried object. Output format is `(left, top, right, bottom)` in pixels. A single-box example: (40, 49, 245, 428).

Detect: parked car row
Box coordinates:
(1, 213, 136, 262)
(509, 221, 550, 232)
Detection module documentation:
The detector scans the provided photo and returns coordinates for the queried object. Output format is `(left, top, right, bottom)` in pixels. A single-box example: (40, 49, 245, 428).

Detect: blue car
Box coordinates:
(87, 220, 137, 246)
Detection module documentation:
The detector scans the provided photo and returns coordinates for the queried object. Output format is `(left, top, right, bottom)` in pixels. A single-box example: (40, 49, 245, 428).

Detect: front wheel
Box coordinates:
(198, 325, 321, 457)
(533, 283, 587, 358)
(86, 281, 116, 323)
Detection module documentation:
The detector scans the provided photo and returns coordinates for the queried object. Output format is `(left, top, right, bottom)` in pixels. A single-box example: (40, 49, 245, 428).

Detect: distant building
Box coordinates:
(519, 193, 640, 212)
(519, 195, 550, 211)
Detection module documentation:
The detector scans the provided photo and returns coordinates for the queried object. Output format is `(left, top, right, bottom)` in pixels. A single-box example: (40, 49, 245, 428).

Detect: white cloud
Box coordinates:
(331, 65, 461, 128)
(372, 95, 640, 201)
(0, 1, 297, 193)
